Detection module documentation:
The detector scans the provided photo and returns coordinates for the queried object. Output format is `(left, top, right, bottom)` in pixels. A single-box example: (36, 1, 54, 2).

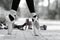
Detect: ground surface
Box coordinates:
(0, 29, 60, 40)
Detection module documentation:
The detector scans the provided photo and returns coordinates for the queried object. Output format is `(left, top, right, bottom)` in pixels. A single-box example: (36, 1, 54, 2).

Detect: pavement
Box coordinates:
(0, 29, 60, 40)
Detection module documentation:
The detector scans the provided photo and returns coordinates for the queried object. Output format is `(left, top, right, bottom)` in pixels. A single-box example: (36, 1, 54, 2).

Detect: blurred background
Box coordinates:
(0, 0, 60, 20)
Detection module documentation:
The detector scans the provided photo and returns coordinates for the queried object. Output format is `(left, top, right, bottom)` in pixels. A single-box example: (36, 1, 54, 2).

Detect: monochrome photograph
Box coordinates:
(0, 0, 60, 40)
